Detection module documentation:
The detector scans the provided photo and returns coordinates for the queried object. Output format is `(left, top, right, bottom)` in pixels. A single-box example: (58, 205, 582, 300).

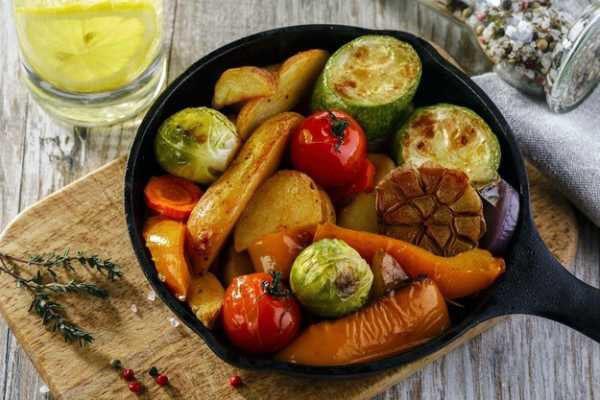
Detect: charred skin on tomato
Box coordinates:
(311, 35, 421, 150)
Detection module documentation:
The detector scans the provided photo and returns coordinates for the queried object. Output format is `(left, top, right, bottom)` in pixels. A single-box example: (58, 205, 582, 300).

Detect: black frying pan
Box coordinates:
(124, 25, 600, 377)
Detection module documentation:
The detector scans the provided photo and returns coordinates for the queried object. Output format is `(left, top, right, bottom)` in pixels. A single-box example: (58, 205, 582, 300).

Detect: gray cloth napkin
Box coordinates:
(473, 73, 600, 226)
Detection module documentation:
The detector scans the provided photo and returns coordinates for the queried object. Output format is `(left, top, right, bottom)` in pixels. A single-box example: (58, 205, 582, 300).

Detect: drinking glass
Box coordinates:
(12, 0, 167, 126)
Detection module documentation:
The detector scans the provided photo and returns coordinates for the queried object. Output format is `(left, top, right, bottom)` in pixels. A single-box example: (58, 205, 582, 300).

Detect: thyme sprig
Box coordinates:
(2, 250, 122, 281)
(0, 250, 122, 346)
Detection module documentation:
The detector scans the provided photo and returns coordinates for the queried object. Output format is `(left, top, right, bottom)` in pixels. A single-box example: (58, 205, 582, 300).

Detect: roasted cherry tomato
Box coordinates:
(222, 272, 301, 354)
(329, 159, 376, 204)
(290, 110, 368, 188)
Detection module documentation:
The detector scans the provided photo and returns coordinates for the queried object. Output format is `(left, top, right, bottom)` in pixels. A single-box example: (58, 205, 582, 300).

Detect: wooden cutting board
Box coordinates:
(0, 157, 577, 400)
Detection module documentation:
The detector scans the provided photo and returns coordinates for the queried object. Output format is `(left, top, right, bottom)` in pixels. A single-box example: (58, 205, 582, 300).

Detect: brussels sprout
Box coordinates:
(290, 239, 373, 318)
(155, 107, 241, 184)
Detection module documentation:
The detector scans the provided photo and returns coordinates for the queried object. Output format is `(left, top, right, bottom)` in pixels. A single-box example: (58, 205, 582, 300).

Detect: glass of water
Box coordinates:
(12, 0, 167, 126)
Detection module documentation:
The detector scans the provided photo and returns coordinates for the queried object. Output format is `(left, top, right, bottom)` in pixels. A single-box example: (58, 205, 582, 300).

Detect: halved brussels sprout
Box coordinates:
(290, 239, 373, 318)
(393, 104, 501, 187)
(155, 107, 241, 185)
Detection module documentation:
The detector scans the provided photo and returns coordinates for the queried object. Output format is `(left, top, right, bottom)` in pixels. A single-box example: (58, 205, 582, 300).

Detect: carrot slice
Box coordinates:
(144, 175, 203, 220)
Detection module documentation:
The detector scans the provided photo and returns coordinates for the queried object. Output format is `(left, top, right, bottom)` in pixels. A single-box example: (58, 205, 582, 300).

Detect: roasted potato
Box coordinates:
(187, 112, 304, 274)
(212, 66, 277, 109)
(319, 190, 336, 224)
(187, 272, 225, 329)
(236, 49, 329, 138)
(234, 170, 326, 252)
(222, 245, 254, 287)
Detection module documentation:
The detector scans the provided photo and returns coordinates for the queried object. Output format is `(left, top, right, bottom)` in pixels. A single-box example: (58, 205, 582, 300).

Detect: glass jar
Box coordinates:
(439, 0, 600, 112)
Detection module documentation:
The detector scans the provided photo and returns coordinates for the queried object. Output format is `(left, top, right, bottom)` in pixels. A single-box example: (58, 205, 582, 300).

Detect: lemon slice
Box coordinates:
(15, 0, 161, 93)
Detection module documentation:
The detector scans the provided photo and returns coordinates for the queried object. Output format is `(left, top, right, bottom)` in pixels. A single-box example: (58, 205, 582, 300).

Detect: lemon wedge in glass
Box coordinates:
(14, 0, 161, 93)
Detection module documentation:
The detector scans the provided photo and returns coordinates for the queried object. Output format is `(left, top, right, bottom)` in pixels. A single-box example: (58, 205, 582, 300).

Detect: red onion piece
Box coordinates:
(479, 179, 520, 256)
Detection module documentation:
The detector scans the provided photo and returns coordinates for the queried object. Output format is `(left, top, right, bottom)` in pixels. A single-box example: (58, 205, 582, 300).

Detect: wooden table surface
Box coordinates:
(1, 1, 599, 399)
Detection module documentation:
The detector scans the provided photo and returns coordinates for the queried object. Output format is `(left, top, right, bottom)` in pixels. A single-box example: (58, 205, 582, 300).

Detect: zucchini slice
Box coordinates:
(311, 35, 422, 149)
(393, 104, 501, 187)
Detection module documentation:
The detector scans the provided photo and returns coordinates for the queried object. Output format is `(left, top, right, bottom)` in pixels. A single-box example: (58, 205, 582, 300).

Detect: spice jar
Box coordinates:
(443, 0, 600, 112)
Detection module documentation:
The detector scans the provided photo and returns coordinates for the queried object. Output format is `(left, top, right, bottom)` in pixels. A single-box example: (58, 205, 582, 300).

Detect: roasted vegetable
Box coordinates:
(337, 192, 379, 233)
(393, 104, 501, 187)
(223, 272, 301, 353)
(236, 49, 329, 139)
(234, 170, 329, 252)
(277, 278, 449, 366)
(290, 110, 368, 189)
(328, 159, 375, 204)
(370, 249, 410, 298)
(368, 153, 396, 184)
(144, 175, 203, 220)
(337, 153, 395, 232)
(376, 165, 486, 256)
(187, 112, 303, 274)
(314, 223, 505, 299)
(212, 66, 277, 109)
(143, 217, 192, 300)
(290, 239, 373, 318)
(247, 228, 313, 280)
(155, 107, 241, 185)
(311, 35, 421, 148)
(187, 272, 225, 329)
(479, 178, 520, 255)
(222, 245, 254, 287)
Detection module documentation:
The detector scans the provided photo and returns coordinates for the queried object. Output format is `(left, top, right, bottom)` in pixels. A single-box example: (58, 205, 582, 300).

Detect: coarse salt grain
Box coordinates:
(147, 290, 156, 302)
(130, 304, 138, 313)
(39, 385, 49, 394)
(169, 317, 180, 328)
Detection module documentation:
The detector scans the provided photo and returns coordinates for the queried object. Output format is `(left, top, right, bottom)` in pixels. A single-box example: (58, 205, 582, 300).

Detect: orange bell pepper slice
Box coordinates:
(277, 279, 450, 366)
(247, 228, 313, 280)
(314, 223, 505, 299)
(143, 217, 192, 300)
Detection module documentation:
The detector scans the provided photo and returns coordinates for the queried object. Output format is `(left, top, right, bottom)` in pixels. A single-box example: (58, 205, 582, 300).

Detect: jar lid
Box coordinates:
(547, 5, 600, 112)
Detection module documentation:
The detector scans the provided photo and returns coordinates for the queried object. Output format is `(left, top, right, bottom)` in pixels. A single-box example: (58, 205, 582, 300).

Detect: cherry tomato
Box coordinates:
(222, 272, 301, 354)
(329, 159, 376, 205)
(290, 110, 367, 188)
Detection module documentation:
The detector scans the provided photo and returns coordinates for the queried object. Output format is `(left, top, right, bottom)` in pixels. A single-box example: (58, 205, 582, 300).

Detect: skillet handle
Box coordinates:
(486, 225, 600, 342)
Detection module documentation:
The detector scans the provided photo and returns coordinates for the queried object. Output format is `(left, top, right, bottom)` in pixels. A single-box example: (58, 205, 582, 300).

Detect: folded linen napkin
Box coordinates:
(473, 73, 600, 227)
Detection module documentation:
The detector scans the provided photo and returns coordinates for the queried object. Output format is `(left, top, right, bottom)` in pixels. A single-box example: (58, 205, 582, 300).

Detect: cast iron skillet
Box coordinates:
(124, 25, 600, 377)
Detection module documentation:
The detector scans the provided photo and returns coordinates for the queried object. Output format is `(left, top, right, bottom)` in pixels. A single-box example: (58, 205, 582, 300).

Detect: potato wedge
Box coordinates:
(187, 272, 225, 329)
(222, 245, 254, 287)
(187, 112, 304, 273)
(234, 170, 324, 252)
(212, 66, 277, 109)
(236, 49, 329, 139)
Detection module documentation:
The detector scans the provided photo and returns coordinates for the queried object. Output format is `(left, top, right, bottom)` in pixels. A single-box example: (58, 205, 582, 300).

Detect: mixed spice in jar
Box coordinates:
(446, 0, 600, 112)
